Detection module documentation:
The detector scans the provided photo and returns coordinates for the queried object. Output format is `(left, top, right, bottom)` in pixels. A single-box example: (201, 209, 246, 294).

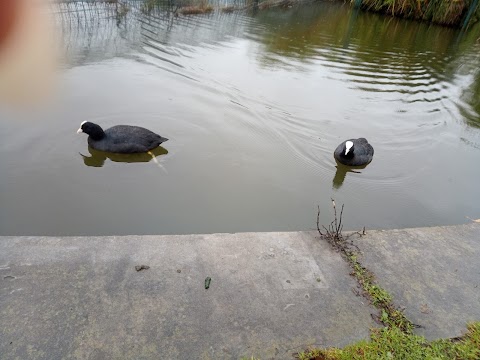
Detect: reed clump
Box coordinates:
(356, 0, 480, 27)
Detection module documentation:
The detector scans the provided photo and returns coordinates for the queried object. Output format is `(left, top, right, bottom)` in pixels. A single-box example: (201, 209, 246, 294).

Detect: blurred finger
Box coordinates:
(0, 0, 58, 106)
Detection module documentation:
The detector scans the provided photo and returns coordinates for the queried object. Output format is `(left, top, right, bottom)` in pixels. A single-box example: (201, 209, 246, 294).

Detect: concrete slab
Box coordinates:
(0, 232, 375, 360)
(352, 223, 480, 340)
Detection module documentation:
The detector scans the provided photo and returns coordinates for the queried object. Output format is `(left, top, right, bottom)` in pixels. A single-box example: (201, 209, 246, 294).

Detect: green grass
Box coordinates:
(297, 322, 480, 360)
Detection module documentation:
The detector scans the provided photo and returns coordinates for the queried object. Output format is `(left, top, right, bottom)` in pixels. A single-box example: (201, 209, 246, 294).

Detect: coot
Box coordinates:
(334, 138, 374, 166)
(77, 121, 168, 153)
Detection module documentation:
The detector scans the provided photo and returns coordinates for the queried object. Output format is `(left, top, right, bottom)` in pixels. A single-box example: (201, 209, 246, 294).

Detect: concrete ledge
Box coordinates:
(1, 224, 479, 359)
(0, 232, 375, 360)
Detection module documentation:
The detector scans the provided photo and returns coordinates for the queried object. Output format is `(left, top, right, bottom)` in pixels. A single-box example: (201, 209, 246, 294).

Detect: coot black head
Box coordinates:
(77, 121, 105, 141)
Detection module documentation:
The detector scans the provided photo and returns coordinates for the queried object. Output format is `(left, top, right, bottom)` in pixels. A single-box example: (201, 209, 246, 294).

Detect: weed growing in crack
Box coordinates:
(316, 199, 413, 331)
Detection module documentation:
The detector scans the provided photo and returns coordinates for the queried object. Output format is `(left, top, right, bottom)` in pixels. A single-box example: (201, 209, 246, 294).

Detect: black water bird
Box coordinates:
(77, 121, 168, 153)
(334, 138, 374, 166)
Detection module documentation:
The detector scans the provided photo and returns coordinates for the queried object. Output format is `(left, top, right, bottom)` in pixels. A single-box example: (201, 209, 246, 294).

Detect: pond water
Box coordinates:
(1, 1, 480, 236)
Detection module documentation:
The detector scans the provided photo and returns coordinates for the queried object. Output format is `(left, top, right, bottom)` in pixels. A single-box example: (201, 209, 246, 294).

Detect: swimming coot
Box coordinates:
(77, 121, 168, 153)
(334, 138, 374, 166)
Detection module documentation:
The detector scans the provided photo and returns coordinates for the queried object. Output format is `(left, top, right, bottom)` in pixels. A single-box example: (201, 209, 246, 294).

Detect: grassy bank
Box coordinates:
(297, 322, 480, 360)
(354, 0, 480, 28)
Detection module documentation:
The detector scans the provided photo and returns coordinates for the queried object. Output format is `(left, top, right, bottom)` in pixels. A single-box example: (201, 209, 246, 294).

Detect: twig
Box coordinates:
(350, 226, 367, 238)
(317, 199, 348, 249)
(338, 204, 344, 238)
(316, 206, 324, 236)
(332, 198, 338, 236)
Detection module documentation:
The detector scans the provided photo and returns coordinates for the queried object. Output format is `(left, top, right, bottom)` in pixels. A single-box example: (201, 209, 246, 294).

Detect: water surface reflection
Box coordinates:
(80, 146, 168, 167)
(332, 162, 367, 190)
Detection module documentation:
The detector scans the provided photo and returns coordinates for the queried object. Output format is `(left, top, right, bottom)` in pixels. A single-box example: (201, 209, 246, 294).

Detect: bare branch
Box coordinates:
(331, 198, 338, 234)
(316, 206, 324, 236)
(338, 204, 344, 236)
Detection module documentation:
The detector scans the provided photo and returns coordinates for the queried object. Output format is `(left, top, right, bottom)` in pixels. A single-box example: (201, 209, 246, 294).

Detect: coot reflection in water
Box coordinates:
(332, 161, 368, 190)
(80, 146, 168, 167)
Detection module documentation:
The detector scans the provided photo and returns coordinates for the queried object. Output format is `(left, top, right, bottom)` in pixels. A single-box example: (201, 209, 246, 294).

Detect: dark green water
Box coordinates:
(1, 1, 480, 235)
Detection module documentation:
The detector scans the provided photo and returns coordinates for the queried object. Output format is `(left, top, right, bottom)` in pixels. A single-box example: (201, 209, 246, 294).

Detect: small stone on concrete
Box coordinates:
(135, 265, 150, 272)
